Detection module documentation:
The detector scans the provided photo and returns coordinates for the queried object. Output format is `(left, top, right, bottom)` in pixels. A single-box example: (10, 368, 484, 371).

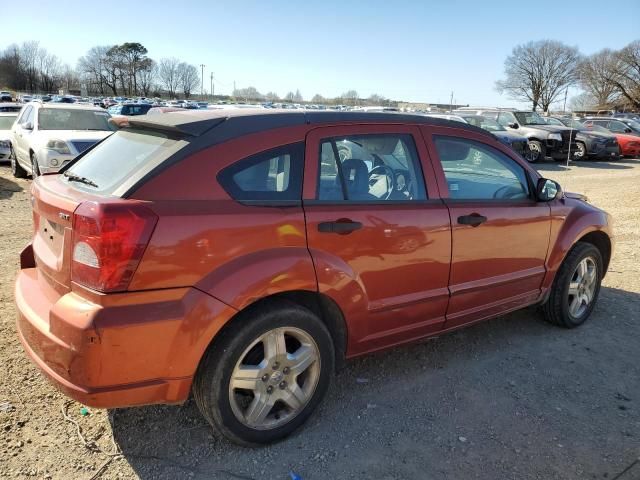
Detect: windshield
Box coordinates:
(0, 115, 17, 130)
(463, 116, 505, 132)
(560, 119, 585, 129)
(514, 111, 547, 125)
(584, 123, 611, 134)
(65, 129, 187, 195)
(625, 119, 640, 132)
(38, 108, 116, 131)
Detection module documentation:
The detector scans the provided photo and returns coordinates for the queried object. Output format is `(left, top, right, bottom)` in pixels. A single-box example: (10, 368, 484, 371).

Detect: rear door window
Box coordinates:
(218, 143, 304, 204)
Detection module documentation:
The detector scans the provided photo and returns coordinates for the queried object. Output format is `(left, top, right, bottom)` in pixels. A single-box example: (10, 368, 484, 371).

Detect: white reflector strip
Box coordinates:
(73, 241, 100, 268)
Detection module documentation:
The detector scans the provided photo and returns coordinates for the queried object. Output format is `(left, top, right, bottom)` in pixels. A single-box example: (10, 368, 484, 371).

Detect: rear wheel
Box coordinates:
(542, 242, 603, 328)
(193, 301, 334, 445)
(10, 147, 27, 178)
(526, 140, 545, 163)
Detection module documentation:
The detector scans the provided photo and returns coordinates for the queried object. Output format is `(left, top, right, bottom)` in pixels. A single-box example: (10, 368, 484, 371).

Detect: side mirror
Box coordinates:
(23, 121, 33, 130)
(536, 178, 562, 202)
(508, 123, 519, 129)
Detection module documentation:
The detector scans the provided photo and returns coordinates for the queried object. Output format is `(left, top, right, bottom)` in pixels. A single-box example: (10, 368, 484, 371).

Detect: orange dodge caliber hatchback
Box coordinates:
(16, 110, 613, 445)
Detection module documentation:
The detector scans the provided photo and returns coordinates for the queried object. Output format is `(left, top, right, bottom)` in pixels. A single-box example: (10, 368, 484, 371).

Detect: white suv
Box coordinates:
(9, 102, 116, 178)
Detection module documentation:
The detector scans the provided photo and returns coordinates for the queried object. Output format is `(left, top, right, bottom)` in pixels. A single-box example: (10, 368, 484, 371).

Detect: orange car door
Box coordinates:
(302, 124, 451, 357)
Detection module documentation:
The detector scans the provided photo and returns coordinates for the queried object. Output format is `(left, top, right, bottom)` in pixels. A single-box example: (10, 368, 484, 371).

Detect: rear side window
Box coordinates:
(218, 143, 304, 203)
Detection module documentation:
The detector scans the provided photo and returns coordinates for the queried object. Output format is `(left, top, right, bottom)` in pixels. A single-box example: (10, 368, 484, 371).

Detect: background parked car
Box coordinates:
(582, 117, 640, 137)
(581, 122, 640, 157)
(0, 91, 13, 102)
(107, 103, 154, 116)
(459, 114, 532, 160)
(9, 102, 116, 178)
(0, 111, 18, 160)
(544, 117, 620, 160)
(455, 108, 577, 163)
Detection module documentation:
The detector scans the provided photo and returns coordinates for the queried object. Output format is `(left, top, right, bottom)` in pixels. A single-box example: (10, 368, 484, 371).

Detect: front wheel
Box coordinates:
(193, 301, 334, 445)
(542, 242, 603, 328)
(525, 140, 545, 163)
(573, 142, 587, 161)
(31, 154, 40, 179)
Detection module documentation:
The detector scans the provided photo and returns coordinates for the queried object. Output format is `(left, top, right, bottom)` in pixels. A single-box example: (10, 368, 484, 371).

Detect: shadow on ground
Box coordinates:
(0, 172, 24, 199)
(109, 286, 640, 480)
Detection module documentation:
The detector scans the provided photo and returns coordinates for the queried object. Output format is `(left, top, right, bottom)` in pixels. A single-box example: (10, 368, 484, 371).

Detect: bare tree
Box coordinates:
(20, 41, 41, 92)
(578, 49, 619, 108)
(311, 93, 325, 103)
(38, 50, 61, 93)
(293, 89, 303, 102)
(78, 46, 119, 95)
(609, 41, 640, 109)
(569, 92, 598, 111)
(496, 40, 580, 112)
(233, 86, 263, 101)
(137, 59, 156, 97)
(367, 93, 387, 105)
(265, 91, 280, 101)
(341, 89, 359, 106)
(284, 91, 295, 102)
(158, 57, 181, 98)
(178, 63, 199, 98)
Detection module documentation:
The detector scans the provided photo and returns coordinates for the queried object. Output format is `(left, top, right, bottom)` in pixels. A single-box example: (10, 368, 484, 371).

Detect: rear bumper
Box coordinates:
(15, 265, 236, 408)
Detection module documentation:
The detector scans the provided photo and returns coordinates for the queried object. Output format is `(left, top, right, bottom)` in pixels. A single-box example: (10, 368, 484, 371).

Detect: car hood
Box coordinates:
(564, 191, 589, 202)
(34, 130, 113, 143)
(493, 130, 528, 142)
(520, 124, 571, 133)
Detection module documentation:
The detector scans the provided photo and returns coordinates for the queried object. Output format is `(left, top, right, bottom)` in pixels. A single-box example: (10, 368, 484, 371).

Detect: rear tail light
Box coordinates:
(71, 201, 157, 292)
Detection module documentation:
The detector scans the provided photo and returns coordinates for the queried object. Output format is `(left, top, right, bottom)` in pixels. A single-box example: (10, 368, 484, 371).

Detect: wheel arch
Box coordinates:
(576, 230, 612, 276)
(196, 290, 349, 375)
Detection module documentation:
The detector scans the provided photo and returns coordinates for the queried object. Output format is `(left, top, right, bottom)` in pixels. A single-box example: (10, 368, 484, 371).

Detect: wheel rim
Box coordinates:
(526, 143, 541, 162)
(574, 143, 586, 159)
(228, 327, 321, 430)
(567, 257, 597, 318)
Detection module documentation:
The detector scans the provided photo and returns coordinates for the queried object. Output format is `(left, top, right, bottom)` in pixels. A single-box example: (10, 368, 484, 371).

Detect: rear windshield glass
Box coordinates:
(39, 108, 116, 131)
(65, 129, 186, 196)
(0, 115, 17, 130)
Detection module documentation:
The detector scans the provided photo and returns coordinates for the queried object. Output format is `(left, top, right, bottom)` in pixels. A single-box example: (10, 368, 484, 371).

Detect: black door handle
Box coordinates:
(318, 220, 363, 234)
(457, 213, 487, 227)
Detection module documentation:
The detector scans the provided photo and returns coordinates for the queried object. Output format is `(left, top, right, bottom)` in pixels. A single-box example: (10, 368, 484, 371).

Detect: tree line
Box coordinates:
(497, 39, 640, 112)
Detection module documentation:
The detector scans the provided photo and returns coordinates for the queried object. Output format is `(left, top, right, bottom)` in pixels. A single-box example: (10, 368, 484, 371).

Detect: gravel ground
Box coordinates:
(0, 158, 639, 480)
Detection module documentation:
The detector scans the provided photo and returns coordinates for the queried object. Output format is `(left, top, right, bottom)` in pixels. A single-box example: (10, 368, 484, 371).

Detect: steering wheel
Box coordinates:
(493, 185, 525, 199)
(369, 165, 395, 199)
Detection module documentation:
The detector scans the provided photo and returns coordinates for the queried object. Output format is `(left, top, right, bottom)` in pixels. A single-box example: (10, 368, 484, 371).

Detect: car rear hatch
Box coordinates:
(31, 176, 100, 294)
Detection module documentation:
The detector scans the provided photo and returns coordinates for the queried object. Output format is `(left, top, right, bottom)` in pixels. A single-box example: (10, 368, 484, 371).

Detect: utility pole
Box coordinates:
(233, 80, 236, 96)
(200, 64, 205, 97)
(449, 91, 454, 113)
(210, 72, 214, 99)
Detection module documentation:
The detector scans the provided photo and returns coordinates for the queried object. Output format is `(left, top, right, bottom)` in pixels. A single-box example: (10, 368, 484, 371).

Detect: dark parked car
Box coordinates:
(612, 112, 640, 122)
(107, 103, 154, 116)
(582, 117, 640, 137)
(477, 109, 577, 163)
(544, 117, 620, 160)
(459, 114, 532, 160)
(16, 110, 613, 445)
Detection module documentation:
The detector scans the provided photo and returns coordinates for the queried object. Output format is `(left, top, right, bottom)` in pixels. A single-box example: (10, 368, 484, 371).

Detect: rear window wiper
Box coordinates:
(63, 171, 99, 188)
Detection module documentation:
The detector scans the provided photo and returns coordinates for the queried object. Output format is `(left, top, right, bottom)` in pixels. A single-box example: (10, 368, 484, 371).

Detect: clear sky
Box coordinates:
(2, 0, 639, 107)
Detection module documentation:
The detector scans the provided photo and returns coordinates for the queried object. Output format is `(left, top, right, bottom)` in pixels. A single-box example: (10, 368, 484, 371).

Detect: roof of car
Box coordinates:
(125, 108, 494, 140)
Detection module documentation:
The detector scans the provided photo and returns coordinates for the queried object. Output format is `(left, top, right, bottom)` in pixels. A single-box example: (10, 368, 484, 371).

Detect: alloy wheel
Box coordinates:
(567, 257, 597, 318)
(228, 327, 321, 430)
(525, 144, 541, 162)
(574, 143, 586, 160)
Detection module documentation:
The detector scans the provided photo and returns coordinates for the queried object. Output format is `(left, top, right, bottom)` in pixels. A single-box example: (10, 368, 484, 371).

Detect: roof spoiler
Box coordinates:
(125, 113, 228, 137)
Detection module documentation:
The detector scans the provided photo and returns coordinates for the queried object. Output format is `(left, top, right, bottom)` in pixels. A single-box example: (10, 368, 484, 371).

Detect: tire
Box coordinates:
(31, 153, 40, 179)
(542, 242, 603, 328)
(573, 142, 587, 161)
(10, 146, 27, 178)
(193, 300, 335, 445)
(526, 140, 545, 163)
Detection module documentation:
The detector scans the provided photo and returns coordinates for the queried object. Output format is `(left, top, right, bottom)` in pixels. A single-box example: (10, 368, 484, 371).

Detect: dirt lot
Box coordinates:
(0, 158, 639, 480)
